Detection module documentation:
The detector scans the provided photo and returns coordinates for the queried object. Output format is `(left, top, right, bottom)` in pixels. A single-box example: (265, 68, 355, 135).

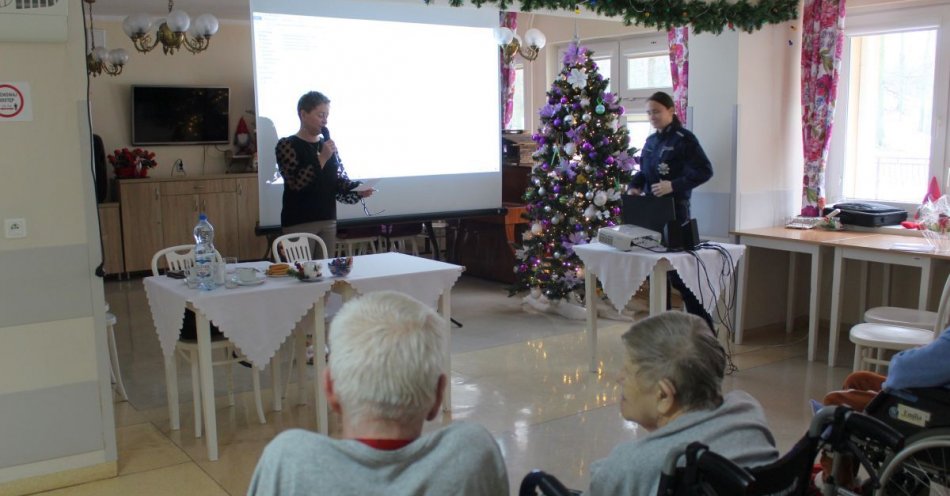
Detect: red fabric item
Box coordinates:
(925, 176, 942, 203)
(901, 221, 923, 230)
(355, 438, 414, 451)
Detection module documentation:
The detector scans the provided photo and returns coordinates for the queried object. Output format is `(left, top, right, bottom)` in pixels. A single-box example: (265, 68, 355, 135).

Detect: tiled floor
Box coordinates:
(37, 275, 854, 495)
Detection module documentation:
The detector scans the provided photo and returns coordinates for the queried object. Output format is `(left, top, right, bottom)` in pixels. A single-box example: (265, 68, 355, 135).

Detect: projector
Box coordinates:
(597, 225, 663, 251)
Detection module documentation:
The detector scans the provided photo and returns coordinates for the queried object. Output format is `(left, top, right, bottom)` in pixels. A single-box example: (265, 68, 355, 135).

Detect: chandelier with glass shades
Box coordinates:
(122, 0, 219, 55)
(494, 27, 546, 64)
(84, 0, 128, 77)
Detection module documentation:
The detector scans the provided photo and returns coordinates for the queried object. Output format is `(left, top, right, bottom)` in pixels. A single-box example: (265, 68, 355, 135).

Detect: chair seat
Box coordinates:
(864, 306, 938, 330)
(850, 323, 934, 349)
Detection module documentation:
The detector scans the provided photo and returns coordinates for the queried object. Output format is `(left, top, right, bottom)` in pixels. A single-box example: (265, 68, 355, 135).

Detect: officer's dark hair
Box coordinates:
(297, 91, 330, 115)
(647, 91, 681, 127)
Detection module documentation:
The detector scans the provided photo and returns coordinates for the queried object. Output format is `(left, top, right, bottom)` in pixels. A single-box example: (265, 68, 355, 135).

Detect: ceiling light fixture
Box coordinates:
(122, 0, 219, 55)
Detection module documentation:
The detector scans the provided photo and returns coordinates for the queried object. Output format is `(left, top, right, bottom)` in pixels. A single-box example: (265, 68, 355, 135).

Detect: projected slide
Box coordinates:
(251, 0, 502, 226)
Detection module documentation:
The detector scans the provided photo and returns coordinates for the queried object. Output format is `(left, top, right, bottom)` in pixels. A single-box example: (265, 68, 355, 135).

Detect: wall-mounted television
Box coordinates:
(132, 85, 230, 145)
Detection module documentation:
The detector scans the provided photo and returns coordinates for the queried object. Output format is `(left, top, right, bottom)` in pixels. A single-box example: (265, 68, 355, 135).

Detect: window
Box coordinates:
(626, 54, 672, 91)
(507, 64, 525, 131)
(828, 7, 950, 207)
(619, 35, 673, 152)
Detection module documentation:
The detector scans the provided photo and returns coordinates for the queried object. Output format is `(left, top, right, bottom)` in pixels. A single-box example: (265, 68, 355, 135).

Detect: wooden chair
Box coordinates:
(850, 275, 950, 372)
(151, 245, 265, 437)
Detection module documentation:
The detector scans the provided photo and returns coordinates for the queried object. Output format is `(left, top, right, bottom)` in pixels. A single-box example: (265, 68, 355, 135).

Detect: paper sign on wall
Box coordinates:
(0, 82, 32, 122)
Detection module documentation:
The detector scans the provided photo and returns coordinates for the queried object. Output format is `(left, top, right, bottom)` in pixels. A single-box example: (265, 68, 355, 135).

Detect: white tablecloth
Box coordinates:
(339, 252, 464, 308)
(144, 261, 333, 368)
(574, 241, 746, 313)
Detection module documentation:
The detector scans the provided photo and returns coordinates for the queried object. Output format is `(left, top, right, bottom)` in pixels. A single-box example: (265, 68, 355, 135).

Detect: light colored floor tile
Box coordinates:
(115, 422, 190, 476)
(33, 463, 227, 496)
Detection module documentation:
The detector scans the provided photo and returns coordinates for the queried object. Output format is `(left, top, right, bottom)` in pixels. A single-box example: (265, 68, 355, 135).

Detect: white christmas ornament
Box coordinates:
(563, 142, 576, 155)
(593, 191, 608, 207)
(531, 223, 543, 235)
(583, 204, 599, 219)
(567, 68, 588, 89)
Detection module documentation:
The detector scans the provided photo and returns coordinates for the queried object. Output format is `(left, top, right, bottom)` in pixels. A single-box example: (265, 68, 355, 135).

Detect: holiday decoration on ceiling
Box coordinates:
(429, 0, 798, 34)
(510, 42, 636, 301)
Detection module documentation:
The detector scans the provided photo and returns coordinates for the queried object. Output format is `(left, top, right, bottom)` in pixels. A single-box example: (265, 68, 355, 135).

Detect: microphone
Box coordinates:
(316, 133, 339, 164)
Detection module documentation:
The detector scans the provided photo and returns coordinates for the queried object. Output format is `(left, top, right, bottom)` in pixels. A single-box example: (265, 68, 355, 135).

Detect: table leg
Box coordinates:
(786, 252, 797, 334)
(649, 263, 668, 315)
(858, 261, 869, 318)
(808, 247, 822, 362)
(585, 268, 597, 373)
(295, 315, 308, 406)
(313, 301, 328, 435)
(438, 291, 452, 412)
(734, 245, 749, 345)
(919, 258, 933, 311)
(195, 312, 218, 461)
(270, 353, 282, 412)
(828, 249, 845, 367)
(164, 353, 180, 431)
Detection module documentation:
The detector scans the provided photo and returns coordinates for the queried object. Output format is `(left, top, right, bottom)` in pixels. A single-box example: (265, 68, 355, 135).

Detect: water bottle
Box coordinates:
(193, 213, 216, 291)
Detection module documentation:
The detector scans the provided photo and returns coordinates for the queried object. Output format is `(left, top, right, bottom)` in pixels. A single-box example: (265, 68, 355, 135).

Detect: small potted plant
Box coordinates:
(109, 147, 157, 178)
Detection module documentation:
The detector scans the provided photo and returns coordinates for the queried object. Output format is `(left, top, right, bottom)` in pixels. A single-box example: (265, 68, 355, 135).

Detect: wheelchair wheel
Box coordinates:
(877, 433, 950, 496)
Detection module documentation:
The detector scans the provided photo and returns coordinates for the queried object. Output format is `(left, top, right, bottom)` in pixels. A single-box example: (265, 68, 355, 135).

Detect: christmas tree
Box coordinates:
(512, 42, 637, 301)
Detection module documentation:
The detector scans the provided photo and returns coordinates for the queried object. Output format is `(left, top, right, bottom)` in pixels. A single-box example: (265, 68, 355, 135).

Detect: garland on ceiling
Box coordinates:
(425, 0, 799, 34)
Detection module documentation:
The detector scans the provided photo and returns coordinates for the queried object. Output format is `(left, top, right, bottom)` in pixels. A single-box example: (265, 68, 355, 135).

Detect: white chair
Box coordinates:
(335, 236, 378, 257)
(272, 232, 328, 263)
(272, 233, 330, 403)
(104, 307, 129, 401)
(151, 246, 266, 437)
(850, 275, 950, 372)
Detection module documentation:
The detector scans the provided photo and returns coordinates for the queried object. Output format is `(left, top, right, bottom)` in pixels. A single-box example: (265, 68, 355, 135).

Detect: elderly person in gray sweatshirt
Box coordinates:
(587, 311, 779, 495)
(248, 291, 508, 496)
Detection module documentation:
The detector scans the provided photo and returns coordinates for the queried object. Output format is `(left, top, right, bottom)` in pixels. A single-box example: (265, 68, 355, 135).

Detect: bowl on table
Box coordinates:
(328, 257, 353, 277)
(290, 261, 323, 282)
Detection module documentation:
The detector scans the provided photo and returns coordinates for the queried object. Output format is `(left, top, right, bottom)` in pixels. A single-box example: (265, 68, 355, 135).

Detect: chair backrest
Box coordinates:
(151, 245, 222, 276)
(933, 274, 950, 336)
(657, 443, 754, 496)
(272, 233, 328, 263)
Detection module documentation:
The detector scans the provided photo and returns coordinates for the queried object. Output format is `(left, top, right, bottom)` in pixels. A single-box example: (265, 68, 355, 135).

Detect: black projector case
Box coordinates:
(822, 202, 908, 227)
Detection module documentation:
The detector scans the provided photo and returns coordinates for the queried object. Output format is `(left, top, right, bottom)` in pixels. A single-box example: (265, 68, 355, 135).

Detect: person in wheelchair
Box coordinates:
(817, 325, 950, 488)
(247, 291, 508, 496)
(587, 312, 779, 495)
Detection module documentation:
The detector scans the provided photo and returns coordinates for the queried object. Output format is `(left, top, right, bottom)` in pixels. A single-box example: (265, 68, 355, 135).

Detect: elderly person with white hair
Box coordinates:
(586, 311, 779, 496)
(248, 291, 508, 496)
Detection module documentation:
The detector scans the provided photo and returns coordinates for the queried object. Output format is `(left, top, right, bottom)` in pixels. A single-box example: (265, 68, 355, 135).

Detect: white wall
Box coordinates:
(0, 0, 117, 492)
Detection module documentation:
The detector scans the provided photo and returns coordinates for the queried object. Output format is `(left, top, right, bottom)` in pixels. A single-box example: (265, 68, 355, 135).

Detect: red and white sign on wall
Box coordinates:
(0, 82, 32, 122)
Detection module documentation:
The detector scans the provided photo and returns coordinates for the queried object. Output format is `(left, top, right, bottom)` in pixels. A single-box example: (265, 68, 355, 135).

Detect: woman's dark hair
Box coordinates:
(297, 91, 331, 114)
(648, 91, 681, 126)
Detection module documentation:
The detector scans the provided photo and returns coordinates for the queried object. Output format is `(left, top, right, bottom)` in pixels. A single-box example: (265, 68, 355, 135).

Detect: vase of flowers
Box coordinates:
(108, 147, 157, 178)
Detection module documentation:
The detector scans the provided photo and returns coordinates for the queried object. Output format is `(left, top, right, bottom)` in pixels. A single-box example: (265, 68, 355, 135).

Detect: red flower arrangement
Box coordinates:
(108, 147, 157, 178)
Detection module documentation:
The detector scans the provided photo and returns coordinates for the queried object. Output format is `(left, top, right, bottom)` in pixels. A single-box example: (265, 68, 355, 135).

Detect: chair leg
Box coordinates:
(874, 348, 885, 374)
(190, 349, 202, 438)
(252, 367, 266, 424)
(106, 318, 129, 401)
(852, 344, 863, 373)
(226, 348, 235, 407)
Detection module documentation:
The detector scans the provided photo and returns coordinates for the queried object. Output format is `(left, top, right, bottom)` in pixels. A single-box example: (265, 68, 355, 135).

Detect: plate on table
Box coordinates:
(236, 276, 266, 286)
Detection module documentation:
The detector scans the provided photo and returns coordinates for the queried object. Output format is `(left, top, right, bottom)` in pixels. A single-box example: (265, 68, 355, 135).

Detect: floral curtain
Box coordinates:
(667, 27, 689, 121)
(800, 0, 846, 216)
(501, 12, 518, 129)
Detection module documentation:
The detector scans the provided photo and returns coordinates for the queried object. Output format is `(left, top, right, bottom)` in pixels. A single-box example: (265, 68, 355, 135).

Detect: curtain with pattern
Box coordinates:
(668, 27, 689, 121)
(501, 12, 518, 129)
(800, 0, 846, 216)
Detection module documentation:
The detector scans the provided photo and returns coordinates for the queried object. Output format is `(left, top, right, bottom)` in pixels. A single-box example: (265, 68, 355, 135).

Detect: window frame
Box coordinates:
(826, 5, 950, 210)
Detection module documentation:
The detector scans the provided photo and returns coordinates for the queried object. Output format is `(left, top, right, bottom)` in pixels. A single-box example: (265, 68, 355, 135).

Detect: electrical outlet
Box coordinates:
(5, 218, 26, 239)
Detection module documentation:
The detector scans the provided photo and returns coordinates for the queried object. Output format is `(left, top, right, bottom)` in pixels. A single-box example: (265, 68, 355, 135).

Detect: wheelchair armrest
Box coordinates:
(843, 411, 904, 452)
(693, 449, 755, 491)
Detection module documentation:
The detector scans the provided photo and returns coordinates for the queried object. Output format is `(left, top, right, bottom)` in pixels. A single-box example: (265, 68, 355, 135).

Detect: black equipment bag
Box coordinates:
(823, 202, 908, 227)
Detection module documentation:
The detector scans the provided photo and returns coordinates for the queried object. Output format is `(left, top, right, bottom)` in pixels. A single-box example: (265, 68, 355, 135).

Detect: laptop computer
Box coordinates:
(621, 194, 676, 235)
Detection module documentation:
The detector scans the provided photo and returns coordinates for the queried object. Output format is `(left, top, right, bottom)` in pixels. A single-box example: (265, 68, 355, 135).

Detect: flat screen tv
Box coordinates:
(132, 86, 229, 145)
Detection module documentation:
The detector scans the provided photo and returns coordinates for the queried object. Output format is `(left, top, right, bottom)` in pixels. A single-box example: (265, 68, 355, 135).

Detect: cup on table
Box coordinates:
(224, 257, 239, 288)
(237, 267, 259, 284)
(300, 260, 322, 280)
(185, 266, 199, 289)
(212, 260, 227, 287)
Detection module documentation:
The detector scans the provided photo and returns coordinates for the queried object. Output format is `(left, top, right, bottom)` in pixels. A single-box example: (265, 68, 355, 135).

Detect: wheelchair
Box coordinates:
(862, 387, 950, 495)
